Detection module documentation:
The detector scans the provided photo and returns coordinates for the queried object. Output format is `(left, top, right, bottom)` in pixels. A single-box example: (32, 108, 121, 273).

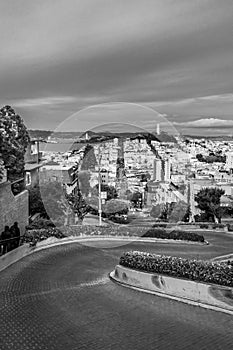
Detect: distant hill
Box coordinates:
(29, 129, 177, 143)
(29, 129, 52, 139)
(184, 134, 233, 141)
(28, 130, 83, 140)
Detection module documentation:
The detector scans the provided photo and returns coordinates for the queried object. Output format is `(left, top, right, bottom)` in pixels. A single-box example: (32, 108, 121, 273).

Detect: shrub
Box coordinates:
(152, 223, 167, 228)
(142, 228, 205, 242)
(200, 224, 209, 229)
(23, 227, 66, 243)
(212, 224, 224, 230)
(109, 215, 130, 224)
(119, 251, 233, 287)
(26, 218, 56, 230)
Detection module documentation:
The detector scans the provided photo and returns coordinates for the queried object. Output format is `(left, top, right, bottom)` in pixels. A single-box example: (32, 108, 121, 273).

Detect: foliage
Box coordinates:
(199, 224, 209, 229)
(78, 170, 91, 196)
(0, 105, 30, 182)
(119, 251, 233, 287)
(150, 204, 162, 218)
(104, 199, 128, 216)
(86, 196, 128, 217)
(109, 215, 130, 224)
(0, 156, 5, 180)
(129, 191, 142, 208)
(65, 189, 91, 224)
(168, 201, 189, 223)
(26, 218, 56, 230)
(195, 187, 225, 223)
(142, 228, 205, 242)
(92, 184, 118, 200)
(81, 144, 97, 170)
(196, 153, 226, 163)
(29, 182, 68, 220)
(23, 228, 66, 244)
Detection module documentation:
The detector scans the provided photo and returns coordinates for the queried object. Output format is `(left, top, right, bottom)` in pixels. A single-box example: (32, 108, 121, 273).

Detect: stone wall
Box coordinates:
(0, 182, 28, 235)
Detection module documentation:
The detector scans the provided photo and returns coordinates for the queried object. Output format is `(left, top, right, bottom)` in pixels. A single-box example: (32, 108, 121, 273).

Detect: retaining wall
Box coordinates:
(0, 182, 28, 234)
(111, 265, 233, 314)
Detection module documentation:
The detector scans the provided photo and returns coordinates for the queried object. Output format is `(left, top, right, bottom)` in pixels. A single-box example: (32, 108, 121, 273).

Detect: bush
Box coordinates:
(200, 224, 209, 229)
(152, 223, 167, 228)
(228, 224, 233, 232)
(23, 227, 66, 243)
(109, 215, 130, 224)
(26, 218, 56, 230)
(142, 228, 205, 242)
(119, 251, 233, 287)
(212, 224, 224, 230)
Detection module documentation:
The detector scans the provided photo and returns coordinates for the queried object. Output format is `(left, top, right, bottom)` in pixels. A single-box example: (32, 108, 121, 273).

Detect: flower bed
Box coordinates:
(119, 251, 233, 287)
(142, 228, 205, 242)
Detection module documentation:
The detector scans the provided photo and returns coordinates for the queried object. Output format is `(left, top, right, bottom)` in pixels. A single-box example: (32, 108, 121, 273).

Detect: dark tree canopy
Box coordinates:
(65, 189, 90, 224)
(196, 153, 226, 163)
(92, 184, 118, 200)
(29, 181, 68, 220)
(0, 105, 30, 182)
(81, 144, 97, 171)
(78, 170, 91, 196)
(168, 201, 189, 223)
(195, 187, 225, 223)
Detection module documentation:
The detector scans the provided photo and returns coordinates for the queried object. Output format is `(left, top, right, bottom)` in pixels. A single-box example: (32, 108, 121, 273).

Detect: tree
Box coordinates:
(78, 170, 91, 196)
(104, 199, 128, 216)
(195, 187, 225, 223)
(0, 105, 30, 182)
(29, 182, 70, 224)
(129, 191, 142, 208)
(150, 204, 162, 218)
(168, 201, 189, 223)
(92, 184, 118, 200)
(65, 189, 91, 224)
(81, 144, 97, 171)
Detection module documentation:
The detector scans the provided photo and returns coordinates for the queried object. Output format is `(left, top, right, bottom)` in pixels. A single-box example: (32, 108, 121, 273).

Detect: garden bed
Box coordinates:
(119, 251, 233, 287)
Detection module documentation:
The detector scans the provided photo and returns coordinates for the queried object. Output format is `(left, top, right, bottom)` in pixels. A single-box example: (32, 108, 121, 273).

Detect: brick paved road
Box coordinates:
(0, 242, 233, 350)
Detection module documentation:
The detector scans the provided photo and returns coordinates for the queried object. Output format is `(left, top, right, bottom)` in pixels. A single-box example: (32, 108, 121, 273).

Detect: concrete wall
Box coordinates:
(112, 265, 233, 313)
(0, 182, 29, 235)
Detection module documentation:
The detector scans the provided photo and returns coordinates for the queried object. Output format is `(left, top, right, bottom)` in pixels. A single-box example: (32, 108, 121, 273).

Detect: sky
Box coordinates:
(0, 0, 233, 136)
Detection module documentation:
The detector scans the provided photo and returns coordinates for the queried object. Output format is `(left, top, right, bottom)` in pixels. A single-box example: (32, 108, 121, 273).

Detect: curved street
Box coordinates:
(1, 235, 233, 350)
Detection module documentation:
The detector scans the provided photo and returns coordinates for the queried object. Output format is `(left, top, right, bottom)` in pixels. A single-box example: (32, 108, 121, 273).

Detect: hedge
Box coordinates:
(22, 228, 66, 244)
(119, 251, 233, 287)
(142, 228, 205, 243)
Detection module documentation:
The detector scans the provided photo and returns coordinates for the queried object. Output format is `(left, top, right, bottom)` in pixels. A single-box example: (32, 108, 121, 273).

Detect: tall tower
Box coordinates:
(153, 159, 162, 181)
(164, 159, 171, 182)
(156, 123, 160, 136)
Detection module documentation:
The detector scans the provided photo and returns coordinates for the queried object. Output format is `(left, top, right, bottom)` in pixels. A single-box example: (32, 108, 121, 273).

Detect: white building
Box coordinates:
(226, 152, 233, 171)
(153, 159, 170, 182)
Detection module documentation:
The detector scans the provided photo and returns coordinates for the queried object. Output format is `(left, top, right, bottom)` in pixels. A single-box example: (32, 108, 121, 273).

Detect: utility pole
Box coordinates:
(98, 145, 102, 226)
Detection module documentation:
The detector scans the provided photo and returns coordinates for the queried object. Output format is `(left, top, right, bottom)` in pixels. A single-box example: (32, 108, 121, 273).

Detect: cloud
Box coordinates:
(0, 1, 233, 132)
(173, 118, 233, 129)
(11, 96, 78, 108)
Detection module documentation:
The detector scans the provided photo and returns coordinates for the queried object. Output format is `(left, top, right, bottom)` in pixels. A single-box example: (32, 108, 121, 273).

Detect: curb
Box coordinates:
(110, 265, 233, 316)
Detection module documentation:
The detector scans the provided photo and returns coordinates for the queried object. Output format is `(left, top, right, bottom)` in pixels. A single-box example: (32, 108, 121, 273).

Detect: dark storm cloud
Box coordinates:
(0, 0, 233, 133)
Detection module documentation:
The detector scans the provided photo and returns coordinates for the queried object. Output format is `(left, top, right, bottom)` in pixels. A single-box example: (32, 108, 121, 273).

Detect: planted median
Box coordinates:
(119, 251, 233, 287)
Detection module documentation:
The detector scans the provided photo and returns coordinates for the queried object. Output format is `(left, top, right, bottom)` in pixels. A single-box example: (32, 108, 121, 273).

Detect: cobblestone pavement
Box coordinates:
(0, 242, 233, 350)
